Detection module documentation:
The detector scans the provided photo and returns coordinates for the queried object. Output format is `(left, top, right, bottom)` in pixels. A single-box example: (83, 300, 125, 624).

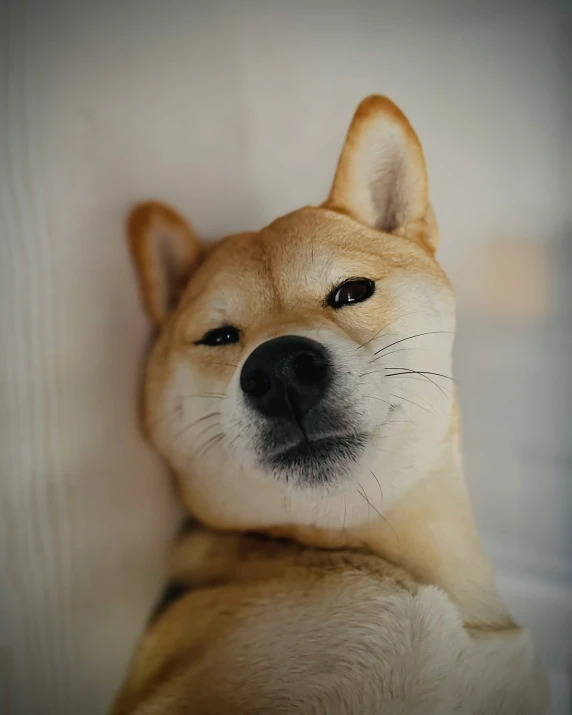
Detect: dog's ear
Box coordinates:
(324, 95, 438, 254)
(127, 202, 202, 325)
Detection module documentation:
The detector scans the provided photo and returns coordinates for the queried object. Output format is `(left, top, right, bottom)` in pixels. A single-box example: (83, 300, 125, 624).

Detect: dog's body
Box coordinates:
(112, 97, 549, 714)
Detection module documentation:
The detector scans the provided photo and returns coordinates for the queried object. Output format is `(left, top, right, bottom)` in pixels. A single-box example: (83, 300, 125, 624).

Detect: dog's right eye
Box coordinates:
(196, 326, 240, 347)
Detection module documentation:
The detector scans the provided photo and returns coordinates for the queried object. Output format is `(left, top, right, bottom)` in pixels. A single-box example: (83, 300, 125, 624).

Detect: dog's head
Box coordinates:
(129, 96, 456, 531)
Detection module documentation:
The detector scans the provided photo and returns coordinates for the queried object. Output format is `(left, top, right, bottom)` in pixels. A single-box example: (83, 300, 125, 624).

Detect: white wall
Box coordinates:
(1, 0, 570, 713)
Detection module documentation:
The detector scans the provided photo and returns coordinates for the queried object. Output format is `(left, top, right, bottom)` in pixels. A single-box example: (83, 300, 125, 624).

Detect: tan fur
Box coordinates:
(112, 96, 549, 714)
(128, 201, 203, 325)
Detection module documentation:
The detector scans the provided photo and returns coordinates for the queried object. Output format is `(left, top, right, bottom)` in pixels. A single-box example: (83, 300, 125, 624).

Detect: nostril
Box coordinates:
(293, 351, 328, 385)
(240, 337, 331, 418)
(242, 368, 272, 398)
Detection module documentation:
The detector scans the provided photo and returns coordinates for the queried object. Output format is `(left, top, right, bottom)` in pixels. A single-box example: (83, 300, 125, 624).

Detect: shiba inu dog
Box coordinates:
(112, 96, 549, 714)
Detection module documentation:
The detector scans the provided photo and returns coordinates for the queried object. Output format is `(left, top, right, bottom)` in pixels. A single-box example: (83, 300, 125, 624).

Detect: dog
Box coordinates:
(111, 96, 549, 714)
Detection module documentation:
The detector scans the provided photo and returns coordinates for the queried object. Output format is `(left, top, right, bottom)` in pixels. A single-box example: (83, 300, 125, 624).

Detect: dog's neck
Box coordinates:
(266, 412, 516, 631)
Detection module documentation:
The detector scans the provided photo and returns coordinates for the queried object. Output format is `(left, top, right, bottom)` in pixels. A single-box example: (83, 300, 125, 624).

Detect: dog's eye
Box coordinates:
(327, 278, 375, 309)
(196, 326, 240, 347)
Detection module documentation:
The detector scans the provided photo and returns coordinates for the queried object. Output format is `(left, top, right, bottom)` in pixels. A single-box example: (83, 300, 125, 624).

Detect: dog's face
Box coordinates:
(130, 96, 456, 531)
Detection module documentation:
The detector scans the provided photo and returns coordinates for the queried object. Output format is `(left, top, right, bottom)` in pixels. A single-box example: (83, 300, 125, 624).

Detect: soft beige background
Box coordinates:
(1, 0, 571, 713)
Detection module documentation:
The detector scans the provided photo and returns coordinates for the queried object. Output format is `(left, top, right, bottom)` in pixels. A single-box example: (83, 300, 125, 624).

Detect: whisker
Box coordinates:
(383, 368, 456, 383)
(148, 399, 221, 430)
(357, 310, 433, 350)
(389, 382, 442, 413)
(371, 470, 384, 506)
(372, 346, 430, 361)
(373, 330, 453, 357)
(180, 392, 227, 400)
(381, 419, 416, 425)
(149, 395, 227, 430)
(384, 368, 453, 398)
(186, 411, 222, 430)
(388, 391, 437, 416)
(173, 411, 221, 446)
(147, 406, 181, 430)
(357, 483, 373, 516)
(195, 432, 225, 462)
(383, 373, 454, 394)
(192, 420, 222, 446)
(360, 394, 396, 409)
(359, 368, 455, 400)
(357, 482, 398, 540)
(226, 433, 242, 450)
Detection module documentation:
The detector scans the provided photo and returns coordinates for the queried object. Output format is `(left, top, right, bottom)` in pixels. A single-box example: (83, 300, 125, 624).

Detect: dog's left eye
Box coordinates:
(196, 326, 240, 346)
(327, 278, 375, 309)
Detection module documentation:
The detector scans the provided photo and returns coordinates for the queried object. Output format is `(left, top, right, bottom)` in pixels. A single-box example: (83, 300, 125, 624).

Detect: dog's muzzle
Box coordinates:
(240, 336, 366, 484)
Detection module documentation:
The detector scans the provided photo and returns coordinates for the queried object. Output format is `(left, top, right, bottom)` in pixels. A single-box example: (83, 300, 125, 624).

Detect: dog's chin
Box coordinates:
(261, 433, 369, 487)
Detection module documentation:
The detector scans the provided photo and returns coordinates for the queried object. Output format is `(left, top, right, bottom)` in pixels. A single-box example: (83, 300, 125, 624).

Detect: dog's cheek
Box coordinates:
(220, 393, 258, 466)
(331, 345, 391, 431)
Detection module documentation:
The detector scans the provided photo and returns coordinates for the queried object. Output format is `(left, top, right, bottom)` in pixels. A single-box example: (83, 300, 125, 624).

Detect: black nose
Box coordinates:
(240, 336, 332, 421)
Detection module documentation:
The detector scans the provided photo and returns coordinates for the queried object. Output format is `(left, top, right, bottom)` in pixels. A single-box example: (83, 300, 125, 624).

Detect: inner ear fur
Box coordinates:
(127, 201, 202, 325)
(324, 95, 438, 254)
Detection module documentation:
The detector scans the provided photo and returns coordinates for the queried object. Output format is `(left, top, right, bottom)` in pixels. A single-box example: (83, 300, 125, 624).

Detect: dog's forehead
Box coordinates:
(183, 206, 440, 327)
(263, 207, 369, 282)
(230, 207, 403, 287)
(196, 208, 361, 292)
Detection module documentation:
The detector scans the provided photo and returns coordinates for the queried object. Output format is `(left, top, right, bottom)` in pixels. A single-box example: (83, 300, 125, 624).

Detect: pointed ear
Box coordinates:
(324, 95, 438, 253)
(127, 201, 202, 325)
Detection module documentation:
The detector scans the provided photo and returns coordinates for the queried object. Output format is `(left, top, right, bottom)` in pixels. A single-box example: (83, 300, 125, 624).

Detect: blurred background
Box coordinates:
(1, 0, 571, 712)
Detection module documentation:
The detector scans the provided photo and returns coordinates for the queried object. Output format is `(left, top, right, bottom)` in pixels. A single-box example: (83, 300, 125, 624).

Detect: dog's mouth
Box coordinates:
(261, 432, 369, 485)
